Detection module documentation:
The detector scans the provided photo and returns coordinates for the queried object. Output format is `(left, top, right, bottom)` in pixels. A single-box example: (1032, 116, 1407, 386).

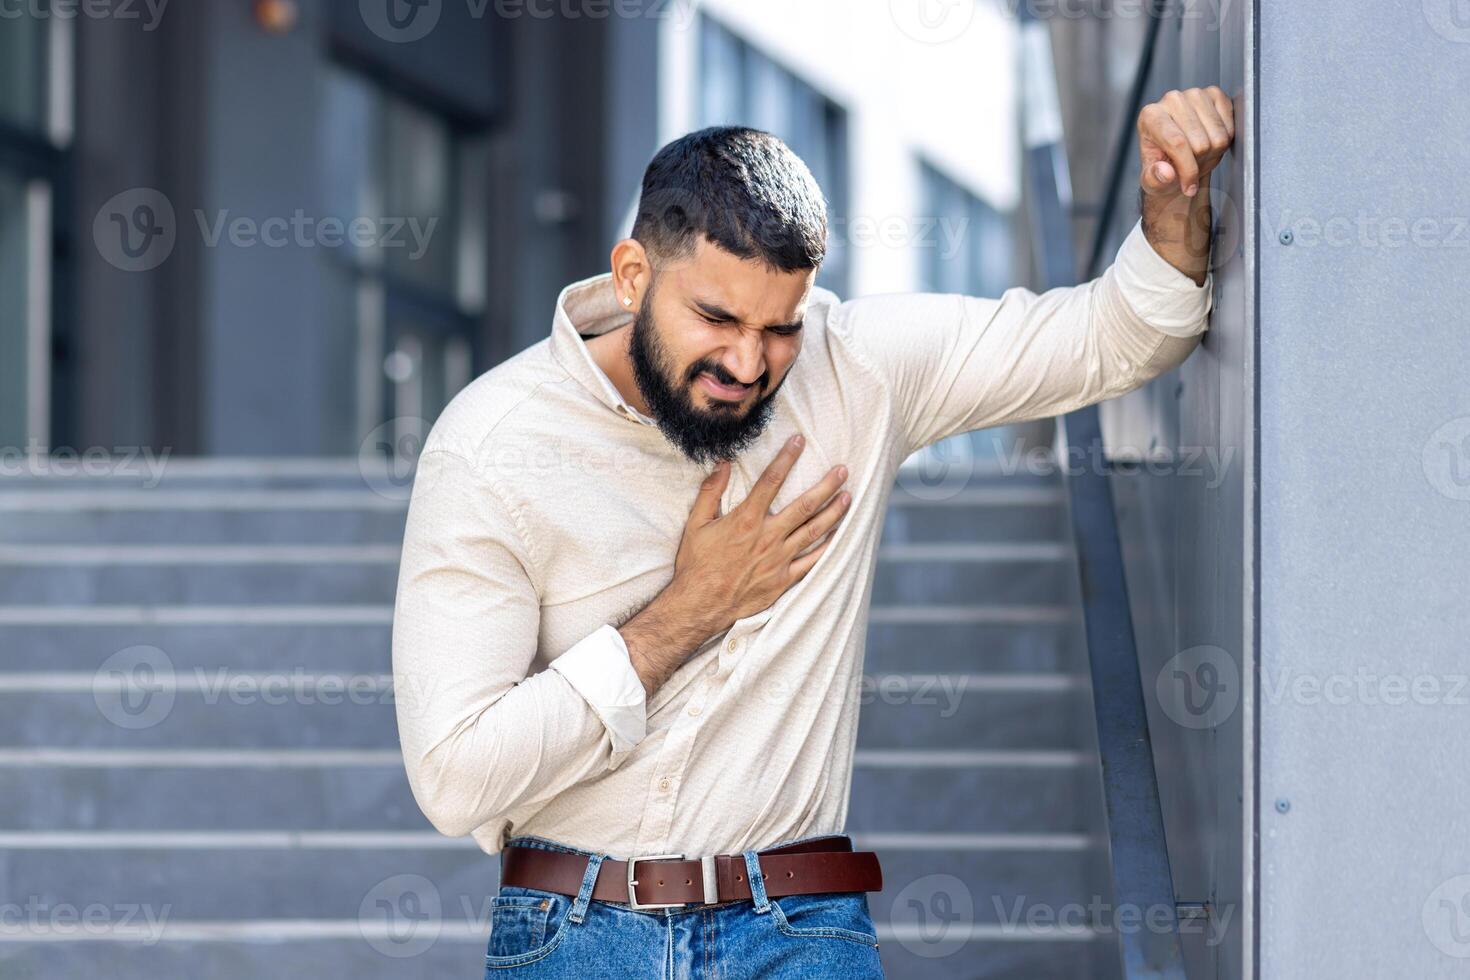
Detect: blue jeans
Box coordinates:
(484, 833, 885, 978)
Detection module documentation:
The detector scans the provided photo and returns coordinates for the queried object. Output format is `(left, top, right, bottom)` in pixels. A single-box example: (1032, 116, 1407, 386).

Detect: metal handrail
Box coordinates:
(1017, 2, 1188, 976)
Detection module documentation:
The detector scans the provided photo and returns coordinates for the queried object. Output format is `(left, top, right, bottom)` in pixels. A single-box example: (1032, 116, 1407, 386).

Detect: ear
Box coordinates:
(609, 239, 651, 311)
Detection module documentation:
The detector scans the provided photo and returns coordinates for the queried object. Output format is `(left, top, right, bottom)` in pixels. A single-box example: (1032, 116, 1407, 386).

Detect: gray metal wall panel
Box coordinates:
(1099, 2, 1255, 978)
(1257, 1, 1470, 976)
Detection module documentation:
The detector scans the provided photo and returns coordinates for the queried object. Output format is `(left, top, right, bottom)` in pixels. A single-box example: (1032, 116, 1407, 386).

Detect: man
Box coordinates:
(392, 86, 1233, 977)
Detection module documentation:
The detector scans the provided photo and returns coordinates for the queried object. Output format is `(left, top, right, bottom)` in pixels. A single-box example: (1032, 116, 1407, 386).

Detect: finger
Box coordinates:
(1141, 104, 1199, 196)
(689, 460, 730, 526)
(1205, 85, 1235, 140)
(742, 433, 805, 517)
(1162, 92, 1212, 194)
(786, 529, 836, 583)
(1184, 87, 1231, 155)
(769, 464, 848, 538)
(1141, 158, 1177, 195)
(784, 489, 851, 558)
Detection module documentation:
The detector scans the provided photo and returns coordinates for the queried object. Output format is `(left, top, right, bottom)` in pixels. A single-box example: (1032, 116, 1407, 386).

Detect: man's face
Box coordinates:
(629, 236, 814, 466)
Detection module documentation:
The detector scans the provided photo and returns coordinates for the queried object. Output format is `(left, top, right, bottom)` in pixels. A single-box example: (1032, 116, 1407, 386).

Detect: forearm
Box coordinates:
(396, 641, 621, 836)
(1139, 175, 1215, 286)
(618, 580, 726, 699)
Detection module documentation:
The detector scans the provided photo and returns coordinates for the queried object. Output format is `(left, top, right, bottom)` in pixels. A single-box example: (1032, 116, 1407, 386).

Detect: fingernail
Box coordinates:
(838, 465, 848, 480)
(840, 492, 851, 505)
(791, 434, 804, 447)
(1186, 184, 1199, 197)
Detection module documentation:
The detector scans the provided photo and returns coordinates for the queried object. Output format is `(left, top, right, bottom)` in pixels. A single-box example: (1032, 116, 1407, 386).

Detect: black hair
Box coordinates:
(630, 126, 827, 273)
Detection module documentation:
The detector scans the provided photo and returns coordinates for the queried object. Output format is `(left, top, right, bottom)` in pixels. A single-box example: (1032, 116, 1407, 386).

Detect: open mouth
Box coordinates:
(697, 371, 752, 401)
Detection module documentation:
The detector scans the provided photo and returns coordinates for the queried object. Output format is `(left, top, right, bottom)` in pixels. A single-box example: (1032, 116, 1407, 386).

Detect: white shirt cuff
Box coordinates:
(1112, 217, 1214, 337)
(548, 623, 647, 758)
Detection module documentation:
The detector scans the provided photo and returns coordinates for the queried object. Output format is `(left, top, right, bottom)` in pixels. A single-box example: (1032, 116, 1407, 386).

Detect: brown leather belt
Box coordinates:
(499, 835, 883, 910)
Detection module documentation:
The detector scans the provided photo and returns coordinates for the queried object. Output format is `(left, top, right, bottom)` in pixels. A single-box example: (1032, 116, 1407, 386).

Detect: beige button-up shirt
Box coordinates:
(391, 218, 1213, 859)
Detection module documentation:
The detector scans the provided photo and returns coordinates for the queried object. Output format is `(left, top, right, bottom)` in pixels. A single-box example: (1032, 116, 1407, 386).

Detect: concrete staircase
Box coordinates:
(0, 451, 1121, 978)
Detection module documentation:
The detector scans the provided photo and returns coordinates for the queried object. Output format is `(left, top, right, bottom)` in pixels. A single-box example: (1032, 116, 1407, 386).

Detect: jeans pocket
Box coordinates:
(769, 891, 881, 947)
(485, 887, 569, 968)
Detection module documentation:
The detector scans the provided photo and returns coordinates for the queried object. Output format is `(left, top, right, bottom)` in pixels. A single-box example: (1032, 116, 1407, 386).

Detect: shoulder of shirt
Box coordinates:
(419, 338, 568, 472)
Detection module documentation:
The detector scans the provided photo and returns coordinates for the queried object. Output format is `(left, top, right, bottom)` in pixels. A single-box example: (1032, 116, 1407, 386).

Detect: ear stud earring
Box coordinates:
(622, 296, 633, 307)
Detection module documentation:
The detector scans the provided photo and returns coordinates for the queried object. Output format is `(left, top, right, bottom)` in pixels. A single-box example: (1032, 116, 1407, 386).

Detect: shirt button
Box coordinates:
(687, 704, 701, 717)
(726, 637, 739, 652)
(658, 777, 671, 791)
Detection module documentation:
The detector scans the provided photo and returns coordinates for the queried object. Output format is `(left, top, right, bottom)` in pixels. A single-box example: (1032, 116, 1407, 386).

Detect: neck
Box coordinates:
(585, 326, 653, 417)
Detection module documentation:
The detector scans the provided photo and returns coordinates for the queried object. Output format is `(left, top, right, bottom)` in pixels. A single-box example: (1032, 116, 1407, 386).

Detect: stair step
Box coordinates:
(0, 615, 1080, 674)
(0, 456, 1058, 494)
(880, 499, 1066, 544)
(0, 553, 1071, 605)
(0, 683, 1092, 751)
(0, 507, 409, 545)
(0, 497, 1062, 546)
(0, 762, 1092, 835)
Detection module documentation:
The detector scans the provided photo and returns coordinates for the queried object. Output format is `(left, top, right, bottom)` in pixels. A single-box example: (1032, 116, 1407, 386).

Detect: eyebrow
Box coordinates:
(691, 299, 804, 332)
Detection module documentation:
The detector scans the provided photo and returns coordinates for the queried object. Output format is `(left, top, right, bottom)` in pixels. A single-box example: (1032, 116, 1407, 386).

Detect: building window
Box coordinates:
(0, 9, 70, 452)
(697, 15, 850, 297)
(319, 64, 489, 454)
(918, 161, 1013, 298)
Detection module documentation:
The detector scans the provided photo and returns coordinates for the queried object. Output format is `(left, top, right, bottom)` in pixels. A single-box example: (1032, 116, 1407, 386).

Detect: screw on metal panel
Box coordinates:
(1275, 798, 1291, 814)
(1279, 230, 1294, 245)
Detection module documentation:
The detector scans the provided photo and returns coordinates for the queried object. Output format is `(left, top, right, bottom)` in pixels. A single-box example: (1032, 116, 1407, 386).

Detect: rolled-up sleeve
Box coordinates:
(391, 449, 648, 838)
(549, 624, 647, 755)
(829, 217, 1213, 456)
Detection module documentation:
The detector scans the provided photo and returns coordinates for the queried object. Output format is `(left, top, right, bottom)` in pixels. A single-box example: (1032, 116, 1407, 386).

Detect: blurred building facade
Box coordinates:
(0, 0, 1021, 459)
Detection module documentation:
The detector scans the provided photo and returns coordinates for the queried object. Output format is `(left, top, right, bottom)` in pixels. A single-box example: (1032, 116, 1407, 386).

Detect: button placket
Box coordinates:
(641, 676, 712, 843)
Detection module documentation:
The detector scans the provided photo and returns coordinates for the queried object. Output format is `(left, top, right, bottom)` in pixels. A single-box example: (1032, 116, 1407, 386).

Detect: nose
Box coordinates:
(719, 328, 766, 387)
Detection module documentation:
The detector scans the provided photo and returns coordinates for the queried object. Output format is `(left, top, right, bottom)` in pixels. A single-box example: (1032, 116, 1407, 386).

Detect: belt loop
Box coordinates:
(567, 852, 605, 925)
(741, 849, 771, 913)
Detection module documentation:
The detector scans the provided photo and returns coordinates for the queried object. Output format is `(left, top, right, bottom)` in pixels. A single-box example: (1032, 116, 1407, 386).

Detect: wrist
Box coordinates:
(648, 575, 727, 642)
(1139, 177, 1213, 286)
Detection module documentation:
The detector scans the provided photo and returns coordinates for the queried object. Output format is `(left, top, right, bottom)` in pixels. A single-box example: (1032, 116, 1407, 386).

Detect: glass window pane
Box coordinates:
(921, 161, 1012, 297)
(699, 20, 744, 125)
(0, 173, 32, 449)
(321, 66, 385, 269)
(696, 15, 850, 296)
(0, 13, 47, 132)
(384, 95, 455, 294)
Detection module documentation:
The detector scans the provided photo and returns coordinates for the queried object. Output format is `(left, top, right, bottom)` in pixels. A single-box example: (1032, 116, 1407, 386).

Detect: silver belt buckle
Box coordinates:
(626, 852, 685, 910)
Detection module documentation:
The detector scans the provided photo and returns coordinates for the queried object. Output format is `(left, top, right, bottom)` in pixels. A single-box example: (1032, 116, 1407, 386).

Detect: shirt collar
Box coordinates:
(548, 271, 655, 426)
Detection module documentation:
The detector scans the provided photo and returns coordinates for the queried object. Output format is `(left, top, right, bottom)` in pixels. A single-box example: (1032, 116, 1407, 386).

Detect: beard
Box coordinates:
(628, 289, 787, 466)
